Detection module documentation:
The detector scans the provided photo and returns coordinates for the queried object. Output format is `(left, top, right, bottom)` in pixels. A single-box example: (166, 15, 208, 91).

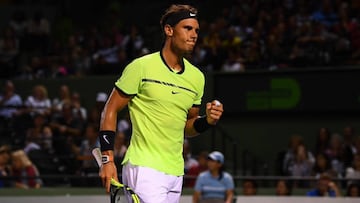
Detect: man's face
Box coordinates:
(243, 181, 256, 196)
(276, 180, 288, 196)
(170, 18, 199, 55)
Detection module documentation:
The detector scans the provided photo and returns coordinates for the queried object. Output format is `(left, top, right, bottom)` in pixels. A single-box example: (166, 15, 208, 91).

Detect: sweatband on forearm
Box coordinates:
(99, 130, 115, 152)
(193, 115, 212, 133)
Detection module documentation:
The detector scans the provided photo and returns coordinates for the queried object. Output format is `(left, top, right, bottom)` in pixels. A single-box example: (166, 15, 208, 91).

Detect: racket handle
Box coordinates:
(92, 148, 102, 167)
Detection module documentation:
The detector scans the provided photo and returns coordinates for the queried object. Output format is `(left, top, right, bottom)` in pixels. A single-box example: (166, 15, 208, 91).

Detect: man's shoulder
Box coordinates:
(124, 52, 159, 71)
(135, 52, 160, 62)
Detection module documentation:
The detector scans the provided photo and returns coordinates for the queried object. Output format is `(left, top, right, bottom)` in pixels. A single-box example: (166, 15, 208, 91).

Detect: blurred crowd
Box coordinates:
(0, 80, 131, 187)
(184, 126, 360, 198)
(1, 0, 360, 79)
(274, 126, 360, 195)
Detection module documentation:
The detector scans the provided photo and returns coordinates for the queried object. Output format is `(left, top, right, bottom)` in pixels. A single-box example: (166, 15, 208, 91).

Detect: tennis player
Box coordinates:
(98, 4, 223, 203)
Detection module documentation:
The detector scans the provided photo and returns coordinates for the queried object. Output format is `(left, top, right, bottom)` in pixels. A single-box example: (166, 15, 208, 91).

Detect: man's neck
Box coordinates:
(161, 46, 184, 72)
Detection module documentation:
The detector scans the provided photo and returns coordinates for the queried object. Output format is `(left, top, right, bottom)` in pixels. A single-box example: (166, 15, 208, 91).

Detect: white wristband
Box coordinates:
(101, 155, 112, 164)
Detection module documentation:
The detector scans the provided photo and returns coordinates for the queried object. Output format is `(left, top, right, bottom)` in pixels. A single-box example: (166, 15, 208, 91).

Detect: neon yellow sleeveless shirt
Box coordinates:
(116, 52, 205, 176)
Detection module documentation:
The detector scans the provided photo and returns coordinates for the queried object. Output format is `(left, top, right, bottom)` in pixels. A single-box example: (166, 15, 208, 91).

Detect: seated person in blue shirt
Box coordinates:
(306, 173, 341, 197)
(193, 151, 234, 203)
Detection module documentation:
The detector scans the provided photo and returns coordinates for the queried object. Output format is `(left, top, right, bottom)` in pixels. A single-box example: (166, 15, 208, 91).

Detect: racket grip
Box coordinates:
(92, 148, 102, 167)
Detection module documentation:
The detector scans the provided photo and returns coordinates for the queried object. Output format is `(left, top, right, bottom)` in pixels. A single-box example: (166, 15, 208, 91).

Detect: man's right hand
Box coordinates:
(99, 153, 118, 193)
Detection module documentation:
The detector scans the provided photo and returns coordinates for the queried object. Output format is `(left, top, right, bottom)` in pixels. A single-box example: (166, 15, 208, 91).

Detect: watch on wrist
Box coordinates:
(101, 155, 113, 164)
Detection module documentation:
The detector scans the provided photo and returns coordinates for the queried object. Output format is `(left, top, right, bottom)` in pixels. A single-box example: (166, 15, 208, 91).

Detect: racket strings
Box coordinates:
(110, 186, 121, 203)
(111, 181, 140, 203)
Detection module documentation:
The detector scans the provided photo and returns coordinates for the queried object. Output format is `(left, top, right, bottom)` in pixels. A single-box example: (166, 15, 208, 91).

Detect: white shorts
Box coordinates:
(122, 162, 183, 203)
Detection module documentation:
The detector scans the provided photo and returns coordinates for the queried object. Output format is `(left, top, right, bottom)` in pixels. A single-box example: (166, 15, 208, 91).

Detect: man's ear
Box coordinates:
(164, 24, 173, 37)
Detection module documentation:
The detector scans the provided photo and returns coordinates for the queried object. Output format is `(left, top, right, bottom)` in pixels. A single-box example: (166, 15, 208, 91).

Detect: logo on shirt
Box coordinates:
(171, 91, 180, 94)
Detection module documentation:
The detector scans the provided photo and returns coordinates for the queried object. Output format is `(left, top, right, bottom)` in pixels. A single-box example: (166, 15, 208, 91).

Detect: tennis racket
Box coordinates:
(92, 148, 140, 203)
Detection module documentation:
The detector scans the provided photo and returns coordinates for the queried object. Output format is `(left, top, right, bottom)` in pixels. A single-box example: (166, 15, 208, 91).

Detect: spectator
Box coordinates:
(342, 126, 356, 168)
(265, 21, 291, 70)
(11, 149, 42, 189)
(286, 143, 314, 188)
(86, 91, 108, 126)
(346, 182, 360, 197)
(0, 26, 19, 78)
(326, 133, 346, 176)
(51, 84, 71, 118)
(13, 84, 51, 147)
(49, 53, 71, 78)
(8, 10, 28, 40)
(24, 84, 52, 117)
(72, 123, 100, 175)
(121, 24, 144, 60)
(92, 35, 120, 75)
(314, 127, 331, 155)
(70, 91, 87, 122)
(306, 173, 341, 197)
(345, 153, 360, 186)
(71, 45, 92, 76)
(193, 151, 234, 203)
(221, 46, 245, 72)
(49, 100, 84, 176)
(201, 22, 224, 71)
(289, 20, 334, 67)
(0, 144, 12, 188)
(242, 179, 257, 196)
(49, 101, 84, 154)
(24, 113, 53, 154)
(87, 107, 102, 127)
(311, 0, 338, 29)
(294, 4, 312, 27)
(19, 55, 49, 79)
(312, 152, 339, 179)
(0, 80, 23, 120)
(189, 41, 209, 72)
(275, 179, 292, 196)
(69, 122, 100, 187)
(282, 134, 304, 176)
(242, 30, 265, 69)
(185, 150, 209, 187)
(343, 126, 356, 148)
(183, 139, 199, 174)
(94, 91, 107, 112)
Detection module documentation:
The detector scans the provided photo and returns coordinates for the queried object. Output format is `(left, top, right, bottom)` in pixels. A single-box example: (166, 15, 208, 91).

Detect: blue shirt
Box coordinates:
(306, 189, 336, 197)
(0, 94, 22, 119)
(194, 171, 234, 200)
